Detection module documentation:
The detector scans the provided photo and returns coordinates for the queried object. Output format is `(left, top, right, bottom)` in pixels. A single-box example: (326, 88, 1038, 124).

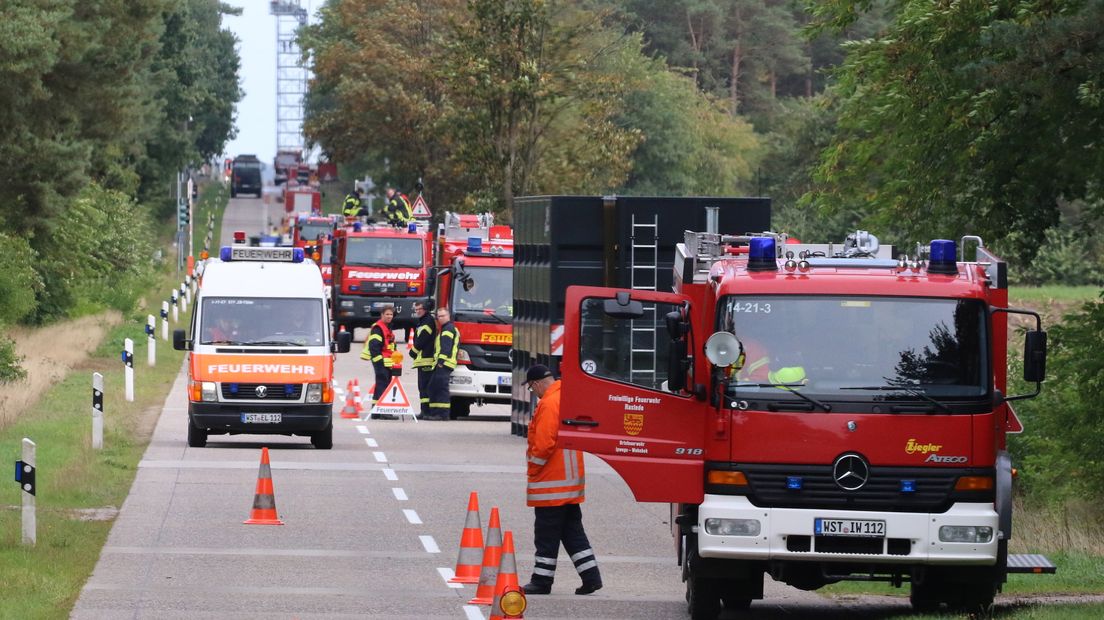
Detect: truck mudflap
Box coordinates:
(1006, 554, 1057, 574)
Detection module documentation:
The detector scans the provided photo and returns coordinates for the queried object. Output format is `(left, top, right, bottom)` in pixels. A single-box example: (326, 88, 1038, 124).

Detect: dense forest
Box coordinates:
(302, 0, 1104, 506)
(0, 1, 241, 377)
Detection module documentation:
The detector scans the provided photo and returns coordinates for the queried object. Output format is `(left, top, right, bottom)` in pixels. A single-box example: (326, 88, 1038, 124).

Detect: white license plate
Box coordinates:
(242, 413, 281, 424)
(814, 518, 885, 537)
(498, 376, 511, 386)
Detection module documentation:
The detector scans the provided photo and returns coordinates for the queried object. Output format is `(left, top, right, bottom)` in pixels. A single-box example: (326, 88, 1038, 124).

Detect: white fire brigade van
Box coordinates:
(174, 245, 352, 448)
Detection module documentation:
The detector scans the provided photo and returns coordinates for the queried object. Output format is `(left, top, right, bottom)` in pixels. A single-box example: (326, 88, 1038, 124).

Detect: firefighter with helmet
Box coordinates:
(342, 188, 364, 218)
(384, 186, 414, 227)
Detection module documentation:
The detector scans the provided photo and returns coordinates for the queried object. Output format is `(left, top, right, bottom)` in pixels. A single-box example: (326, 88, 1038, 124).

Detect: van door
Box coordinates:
(559, 286, 706, 503)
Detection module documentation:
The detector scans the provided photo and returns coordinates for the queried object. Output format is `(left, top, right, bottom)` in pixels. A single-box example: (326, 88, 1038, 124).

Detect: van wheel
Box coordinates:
(311, 422, 333, 449)
(450, 398, 472, 419)
(187, 419, 207, 448)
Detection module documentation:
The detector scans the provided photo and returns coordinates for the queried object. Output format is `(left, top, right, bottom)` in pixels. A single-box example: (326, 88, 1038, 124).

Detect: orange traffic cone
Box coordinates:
(490, 531, 526, 620)
(339, 389, 359, 419)
(353, 379, 366, 415)
(244, 447, 283, 525)
(468, 506, 503, 605)
(449, 491, 485, 584)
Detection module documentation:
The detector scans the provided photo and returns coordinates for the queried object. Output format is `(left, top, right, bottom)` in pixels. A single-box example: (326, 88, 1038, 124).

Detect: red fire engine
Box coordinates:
(331, 221, 435, 332)
(435, 212, 513, 417)
(292, 214, 337, 249)
(560, 227, 1052, 616)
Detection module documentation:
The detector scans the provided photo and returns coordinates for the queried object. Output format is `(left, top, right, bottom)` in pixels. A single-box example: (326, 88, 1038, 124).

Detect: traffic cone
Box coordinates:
(353, 379, 366, 415)
(339, 390, 359, 419)
(449, 491, 485, 584)
(244, 447, 283, 525)
(490, 531, 526, 620)
(468, 506, 503, 605)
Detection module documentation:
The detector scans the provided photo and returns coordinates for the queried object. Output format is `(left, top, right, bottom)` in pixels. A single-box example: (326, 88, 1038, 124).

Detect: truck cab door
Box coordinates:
(560, 286, 706, 503)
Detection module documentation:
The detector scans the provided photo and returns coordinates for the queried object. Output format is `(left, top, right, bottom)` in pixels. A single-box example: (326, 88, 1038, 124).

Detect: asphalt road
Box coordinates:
(68, 195, 1050, 619)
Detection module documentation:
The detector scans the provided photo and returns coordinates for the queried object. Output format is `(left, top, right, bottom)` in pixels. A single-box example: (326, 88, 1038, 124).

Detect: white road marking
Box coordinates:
(419, 535, 439, 553)
(365, 438, 379, 447)
(355, 425, 369, 434)
(373, 451, 387, 463)
(392, 487, 408, 501)
(383, 468, 398, 481)
(463, 605, 485, 620)
(437, 567, 464, 589)
(403, 509, 422, 524)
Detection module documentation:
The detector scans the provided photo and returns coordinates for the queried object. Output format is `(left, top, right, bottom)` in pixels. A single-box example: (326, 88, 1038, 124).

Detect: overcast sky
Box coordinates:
(222, 1, 317, 166)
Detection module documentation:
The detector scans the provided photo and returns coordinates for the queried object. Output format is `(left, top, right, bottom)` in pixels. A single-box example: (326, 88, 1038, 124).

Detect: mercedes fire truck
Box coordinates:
(559, 226, 1052, 617)
(436, 212, 513, 417)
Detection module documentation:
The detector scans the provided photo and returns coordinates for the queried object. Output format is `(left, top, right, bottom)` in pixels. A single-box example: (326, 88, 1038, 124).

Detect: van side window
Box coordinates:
(578, 297, 679, 392)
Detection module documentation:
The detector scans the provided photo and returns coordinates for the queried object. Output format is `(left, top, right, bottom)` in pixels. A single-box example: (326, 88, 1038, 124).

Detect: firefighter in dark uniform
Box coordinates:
(342, 188, 364, 218)
(427, 306, 459, 420)
(361, 305, 396, 406)
(411, 300, 437, 418)
(384, 186, 414, 227)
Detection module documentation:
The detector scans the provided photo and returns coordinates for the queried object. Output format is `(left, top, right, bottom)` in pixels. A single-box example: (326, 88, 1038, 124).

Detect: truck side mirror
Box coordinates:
(1023, 330, 1047, 383)
(333, 330, 352, 354)
(173, 329, 191, 351)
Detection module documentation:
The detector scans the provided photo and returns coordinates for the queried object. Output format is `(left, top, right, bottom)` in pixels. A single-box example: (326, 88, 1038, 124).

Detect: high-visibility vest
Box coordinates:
(526, 381, 585, 507)
(411, 314, 437, 369)
(342, 195, 361, 217)
(433, 322, 459, 369)
(387, 194, 413, 224)
(362, 321, 396, 367)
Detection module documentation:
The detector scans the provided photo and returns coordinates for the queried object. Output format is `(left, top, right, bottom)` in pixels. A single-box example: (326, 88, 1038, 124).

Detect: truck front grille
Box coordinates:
(220, 383, 302, 401)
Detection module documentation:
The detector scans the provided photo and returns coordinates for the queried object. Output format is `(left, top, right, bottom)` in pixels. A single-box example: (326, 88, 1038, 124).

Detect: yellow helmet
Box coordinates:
(768, 366, 806, 385)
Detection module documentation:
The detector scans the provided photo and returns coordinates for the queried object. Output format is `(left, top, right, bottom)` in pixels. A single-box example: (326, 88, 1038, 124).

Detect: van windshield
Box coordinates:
(200, 297, 325, 347)
(345, 237, 423, 267)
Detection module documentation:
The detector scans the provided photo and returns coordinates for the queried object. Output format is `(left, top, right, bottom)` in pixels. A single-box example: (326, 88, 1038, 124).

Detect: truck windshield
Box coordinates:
(199, 297, 325, 347)
(320, 243, 331, 262)
(299, 223, 331, 243)
(345, 237, 423, 267)
(451, 266, 512, 322)
(716, 296, 989, 407)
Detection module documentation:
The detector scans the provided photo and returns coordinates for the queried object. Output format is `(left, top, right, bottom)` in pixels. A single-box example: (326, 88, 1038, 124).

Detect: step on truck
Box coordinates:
(436, 212, 514, 417)
(559, 225, 1054, 617)
(174, 241, 352, 449)
(330, 221, 435, 332)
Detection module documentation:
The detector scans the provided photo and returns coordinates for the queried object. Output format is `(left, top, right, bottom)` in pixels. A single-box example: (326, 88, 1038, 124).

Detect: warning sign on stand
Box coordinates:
(411, 194, 431, 219)
(368, 376, 418, 420)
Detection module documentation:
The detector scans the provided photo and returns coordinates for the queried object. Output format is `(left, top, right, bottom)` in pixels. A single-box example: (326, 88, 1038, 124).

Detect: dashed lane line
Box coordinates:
(383, 468, 398, 481)
(419, 535, 440, 553)
(463, 605, 485, 620)
(365, 438, 379, 448)
(356, 425, 370, 434)
(373, 451, 387, 463)
(437, 567, 465, 589)
(403, 509, 422, 525)
(392, 487, 408, 501)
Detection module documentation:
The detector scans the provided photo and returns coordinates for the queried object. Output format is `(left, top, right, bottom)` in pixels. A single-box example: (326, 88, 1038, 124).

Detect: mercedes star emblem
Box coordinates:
(832, 453, 869, 491)
(255, 385, 268, 399)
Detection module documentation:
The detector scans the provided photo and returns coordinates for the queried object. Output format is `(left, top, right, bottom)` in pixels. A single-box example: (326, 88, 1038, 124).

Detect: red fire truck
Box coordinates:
(292, 214, 337, 248)
(436, 213, 513, 417)
(559, 228, 1052, 617)
(331, 221, 435, 332)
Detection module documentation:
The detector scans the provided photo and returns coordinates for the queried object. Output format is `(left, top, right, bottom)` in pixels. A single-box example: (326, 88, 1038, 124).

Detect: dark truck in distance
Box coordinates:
(231, 154, 263, 198)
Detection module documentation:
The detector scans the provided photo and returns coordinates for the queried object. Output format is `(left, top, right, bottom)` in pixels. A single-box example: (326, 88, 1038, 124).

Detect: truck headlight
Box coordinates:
(201, 382, 218, 402)
(457, 349, 471, 363)
(704, 518, 761, 537)
(938, 525, 993, 543)
(306, 383, 323, 403)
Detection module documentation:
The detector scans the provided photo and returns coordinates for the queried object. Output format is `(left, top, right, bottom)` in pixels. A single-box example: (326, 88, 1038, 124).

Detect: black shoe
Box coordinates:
(522, 582, 551, 595)
(575, 581, 602, 595)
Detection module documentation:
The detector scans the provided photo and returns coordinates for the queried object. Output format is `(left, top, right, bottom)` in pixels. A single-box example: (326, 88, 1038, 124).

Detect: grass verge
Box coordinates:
(0, 185, 223, 620)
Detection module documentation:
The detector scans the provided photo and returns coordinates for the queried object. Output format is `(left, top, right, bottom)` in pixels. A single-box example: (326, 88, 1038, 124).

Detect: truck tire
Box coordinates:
(311, 421, 334, 449)
(684, 545, 722, 620)
(187, 418, 207, 448)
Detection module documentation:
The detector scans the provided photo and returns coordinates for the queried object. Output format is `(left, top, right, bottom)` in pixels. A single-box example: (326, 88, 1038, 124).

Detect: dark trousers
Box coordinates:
(416, 367, 433, 416)
(530, 504, 601, 586)
(372, 361, 389, 402)
(427, 366, 452, 419)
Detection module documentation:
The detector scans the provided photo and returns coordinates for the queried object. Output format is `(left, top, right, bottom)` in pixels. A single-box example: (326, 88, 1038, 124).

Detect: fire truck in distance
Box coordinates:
(292, 214, 337, 249)
(330, 221, 435, 332)
(559, 227, 1052, 617)
(436, 213, 513, 417)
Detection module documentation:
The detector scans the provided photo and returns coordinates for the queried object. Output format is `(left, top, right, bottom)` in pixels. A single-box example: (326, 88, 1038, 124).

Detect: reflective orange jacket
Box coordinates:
(526, 380, 585, 507)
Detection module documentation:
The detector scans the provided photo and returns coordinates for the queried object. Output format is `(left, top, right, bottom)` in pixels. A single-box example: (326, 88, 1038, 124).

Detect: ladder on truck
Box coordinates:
(629, 214, 659, 388)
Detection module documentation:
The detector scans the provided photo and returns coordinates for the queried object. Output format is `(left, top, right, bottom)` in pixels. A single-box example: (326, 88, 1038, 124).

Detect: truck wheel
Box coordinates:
(311, 422, 333, 449)
(909, 569, 950, 613)
(187, 419, 207, 448)
(450, 398, 472, 420)
(685, 546, 722, 620)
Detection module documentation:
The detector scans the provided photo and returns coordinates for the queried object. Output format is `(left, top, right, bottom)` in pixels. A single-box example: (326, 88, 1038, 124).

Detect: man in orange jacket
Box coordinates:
(521, 364, 603, 596)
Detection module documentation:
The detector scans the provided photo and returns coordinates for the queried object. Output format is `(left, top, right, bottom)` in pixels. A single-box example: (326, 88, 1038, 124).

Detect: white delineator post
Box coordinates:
(92, 372, 104, 450)
(147, 314, 157, 367)
(172, 291, 179, 323)
(161, 302, 169, 341)
(21, 438, 35, 546)
(123, 338, 134, 402)
(180, 283, 188, 313)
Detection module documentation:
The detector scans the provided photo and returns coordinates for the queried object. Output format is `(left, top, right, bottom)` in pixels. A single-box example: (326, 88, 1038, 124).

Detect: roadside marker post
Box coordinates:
(92, 372, 104, 450)
(122, 338, 134, 402)
(15, 438, 36, 546)
(161, 302, 169, 341)
(146, 315, 157, 367)
(180, 283, 189, 313)
(171, 292, 179, 323)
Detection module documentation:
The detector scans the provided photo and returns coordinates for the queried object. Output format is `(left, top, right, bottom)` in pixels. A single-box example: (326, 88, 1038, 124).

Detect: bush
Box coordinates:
(1009, 291, 1104, 505)
(0, 233, 40, 323)
(0, 336, 25, 383)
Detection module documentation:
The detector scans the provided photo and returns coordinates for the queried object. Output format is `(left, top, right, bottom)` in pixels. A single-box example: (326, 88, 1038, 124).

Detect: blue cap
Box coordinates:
(747, 237, 778, 272)
(928, 239, 958, 274)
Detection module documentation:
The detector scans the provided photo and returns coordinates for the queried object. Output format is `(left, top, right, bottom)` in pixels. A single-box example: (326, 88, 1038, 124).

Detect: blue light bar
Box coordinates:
(220, 246, 233, 261)
(353, 222, 363, 232)
(468, 236, 483, 253)
(786, 476, 803, 490)
(747, 237, 778, 272)
(407, 222, 417, 233)
(928, 239, 958, 274)
(900, 479, 916, 493)
(229, 383, 238, 394)
(292, 248, 305, 263)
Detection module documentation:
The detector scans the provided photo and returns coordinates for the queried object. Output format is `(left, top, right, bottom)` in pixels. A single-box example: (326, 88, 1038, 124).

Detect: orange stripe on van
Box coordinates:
(191, 354, 332, 383)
